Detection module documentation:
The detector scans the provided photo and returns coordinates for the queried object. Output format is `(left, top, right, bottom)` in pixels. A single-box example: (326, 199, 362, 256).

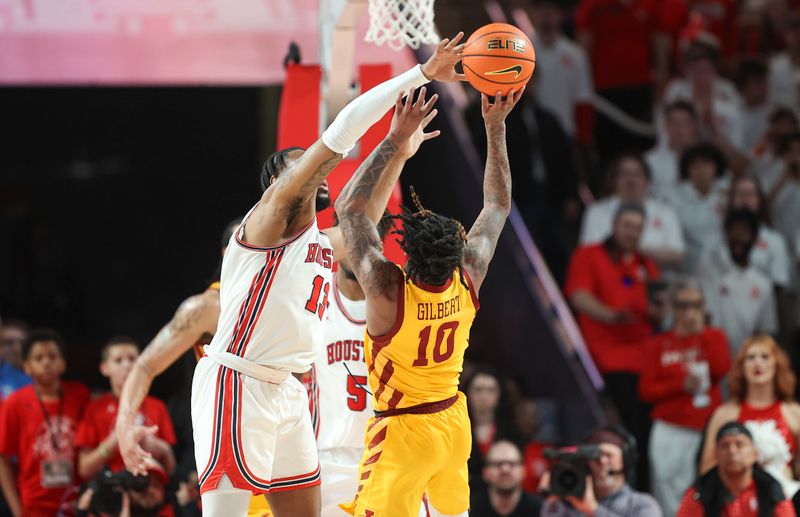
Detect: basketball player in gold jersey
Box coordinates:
(335, 87, 523, 517)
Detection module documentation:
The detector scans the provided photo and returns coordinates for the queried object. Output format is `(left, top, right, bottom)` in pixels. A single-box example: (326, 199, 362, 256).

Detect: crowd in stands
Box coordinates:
(464, 0, 800, 515)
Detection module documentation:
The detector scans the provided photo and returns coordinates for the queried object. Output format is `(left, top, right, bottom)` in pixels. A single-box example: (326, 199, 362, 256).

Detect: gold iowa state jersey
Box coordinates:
(365, 266, 479, 411)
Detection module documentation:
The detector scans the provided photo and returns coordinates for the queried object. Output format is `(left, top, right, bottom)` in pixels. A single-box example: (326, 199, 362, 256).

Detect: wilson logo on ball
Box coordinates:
(484, 65, 523, 79)
(487, 38, 526, 53)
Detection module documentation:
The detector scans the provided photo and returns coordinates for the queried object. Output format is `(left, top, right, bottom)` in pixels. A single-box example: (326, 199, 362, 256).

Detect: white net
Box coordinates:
(365, 0, 438, 51)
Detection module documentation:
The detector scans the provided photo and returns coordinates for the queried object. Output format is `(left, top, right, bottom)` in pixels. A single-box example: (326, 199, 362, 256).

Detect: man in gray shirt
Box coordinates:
(541, 427, 662, 516)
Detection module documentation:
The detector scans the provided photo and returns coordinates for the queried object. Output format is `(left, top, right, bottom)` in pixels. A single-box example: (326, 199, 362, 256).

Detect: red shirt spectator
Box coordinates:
(639, 327, 730, 429)
(685, 0, 738, 58)
(574, 0, 663, 90)
(75, 393, 176, 473)
(521, 441, 552, 494)
(0, 381, 89, 515)
(565, 240, 660, 374)
(678, 482, 795, 516)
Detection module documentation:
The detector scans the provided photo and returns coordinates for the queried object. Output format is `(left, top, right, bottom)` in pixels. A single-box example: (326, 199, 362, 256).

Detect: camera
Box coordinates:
(544, 445, 602, 498)
(87, 469, 149, 515)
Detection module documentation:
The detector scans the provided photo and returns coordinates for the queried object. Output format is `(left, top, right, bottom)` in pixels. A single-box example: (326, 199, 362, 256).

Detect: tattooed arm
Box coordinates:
(327, 88, 440, 263)
(335, 89, 440, 336)
(463, 89, 524, 295)
(244, 35, 466, 249)
(116, 290, 219, 476)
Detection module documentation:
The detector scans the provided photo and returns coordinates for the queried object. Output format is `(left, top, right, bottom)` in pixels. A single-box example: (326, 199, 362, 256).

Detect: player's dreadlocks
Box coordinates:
(390, 187, 468, 287)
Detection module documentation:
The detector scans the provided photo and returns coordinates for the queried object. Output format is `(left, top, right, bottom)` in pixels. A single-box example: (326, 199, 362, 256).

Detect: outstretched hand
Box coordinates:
(388, 86, 441, 157)
(481, 87, 525, 127)
(421, 32, 468, 82)
(118, 423, 159, 476)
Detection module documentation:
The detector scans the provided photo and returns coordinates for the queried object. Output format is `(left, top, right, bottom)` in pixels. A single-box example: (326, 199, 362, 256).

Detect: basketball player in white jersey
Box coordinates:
(186, 35, 466, 517)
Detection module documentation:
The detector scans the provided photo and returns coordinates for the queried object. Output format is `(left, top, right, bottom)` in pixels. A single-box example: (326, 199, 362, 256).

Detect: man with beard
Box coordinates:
(698, 210, 778, 355)
(470, 441, 542, 517)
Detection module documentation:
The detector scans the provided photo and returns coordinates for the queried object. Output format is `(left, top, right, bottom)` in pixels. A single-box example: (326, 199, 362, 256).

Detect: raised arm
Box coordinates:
(244, 34, 466, 249)
(335, 90, 439, 336)
(462, 89, 524, 294)
(327, 88, 440, 262)
(116, 292, 219, 476)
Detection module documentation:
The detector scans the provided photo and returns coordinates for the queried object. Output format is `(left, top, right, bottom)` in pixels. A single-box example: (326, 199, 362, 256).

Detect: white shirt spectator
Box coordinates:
(645, 145, 679, 200)
(666, 180, 728, 273)
(751, 156, 800, 251)
(741, 103, 771, 156)
(703, 226, 792, 289)
(532, 34, 593, 137)
(664, 78, 745, 151)
(699, 248, 778, 355)
(579, 196, 685, 256)
(768, 53, 800, 113)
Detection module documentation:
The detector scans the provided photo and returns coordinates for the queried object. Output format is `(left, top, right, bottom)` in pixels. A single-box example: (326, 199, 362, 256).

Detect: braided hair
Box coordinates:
(260, 146, 305, 192)
(391, 187, 468, 287)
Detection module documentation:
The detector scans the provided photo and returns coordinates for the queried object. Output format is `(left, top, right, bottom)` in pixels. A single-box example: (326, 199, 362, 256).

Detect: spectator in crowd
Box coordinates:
(528, 0, 594, 145)
(0, 318, 29, 401)
(0, 329, 89, 517)
(699, 210, 778, 355)
(638, 278, 731, 517)
(727, 176, 792, 291)
(565, 202, 663, 488)
(764, 132, 800, 252)
(678, 421, 795, 517)
(739, 59, 774, 155)
(769, 11, 800, 112)
(467, 370, 517, 492)
(579, 152, 686, 270)
(471, 440, 543, 517)
(666, 142, 729, 273)
(646, 101, 701, 200)
(701, 335, 800, 499)
(726, 175, 795, 343)
(574, 0, 667, 161)
(467, 87, 579, 284)
(514, 398, 554, 495)
(663, 36, 750, 174)
(75, 336, 176, 481)
(752, 107, 798, 161)
(540, 427, 662, 516)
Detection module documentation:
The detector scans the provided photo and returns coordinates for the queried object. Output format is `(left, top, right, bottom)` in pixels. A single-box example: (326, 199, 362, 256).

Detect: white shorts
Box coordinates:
(192, 355, 320, 495)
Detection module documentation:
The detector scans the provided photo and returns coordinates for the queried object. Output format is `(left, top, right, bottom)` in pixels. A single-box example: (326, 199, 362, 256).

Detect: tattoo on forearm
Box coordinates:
(337, 138, 399, 297)
(348, 139, 398, 202)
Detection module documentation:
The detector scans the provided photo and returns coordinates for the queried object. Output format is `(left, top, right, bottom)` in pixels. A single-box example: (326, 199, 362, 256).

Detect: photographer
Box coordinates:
(541, 427, 661, 516)
(75, 462, 170, 517)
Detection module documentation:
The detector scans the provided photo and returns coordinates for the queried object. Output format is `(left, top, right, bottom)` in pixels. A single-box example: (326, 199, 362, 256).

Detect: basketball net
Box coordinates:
(365, 0, 438, 50)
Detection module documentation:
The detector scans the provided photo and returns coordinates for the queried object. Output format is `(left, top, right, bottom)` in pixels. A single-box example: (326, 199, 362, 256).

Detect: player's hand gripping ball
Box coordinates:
(462, 23, 536, 97)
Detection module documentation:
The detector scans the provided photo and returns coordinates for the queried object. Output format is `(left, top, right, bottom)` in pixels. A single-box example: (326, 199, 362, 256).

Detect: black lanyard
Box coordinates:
(34, 386, 64, 453)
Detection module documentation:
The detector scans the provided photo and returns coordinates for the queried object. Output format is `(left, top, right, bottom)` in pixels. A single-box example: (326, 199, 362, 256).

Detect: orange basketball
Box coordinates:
(462, 23, 536, 97)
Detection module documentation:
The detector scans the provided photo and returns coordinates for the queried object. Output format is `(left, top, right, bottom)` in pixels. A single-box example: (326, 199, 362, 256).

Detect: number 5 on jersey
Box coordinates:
(305, 275, 330, 320)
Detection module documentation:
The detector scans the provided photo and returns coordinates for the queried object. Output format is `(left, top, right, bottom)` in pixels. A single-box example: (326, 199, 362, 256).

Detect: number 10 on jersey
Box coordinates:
(413, 321, 460, 367)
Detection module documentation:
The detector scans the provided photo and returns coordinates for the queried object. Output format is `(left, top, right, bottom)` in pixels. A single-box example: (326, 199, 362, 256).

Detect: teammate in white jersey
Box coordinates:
(188, 36, 465, 517)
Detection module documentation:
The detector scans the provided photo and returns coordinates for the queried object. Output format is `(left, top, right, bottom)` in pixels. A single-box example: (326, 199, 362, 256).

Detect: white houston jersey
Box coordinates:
(207, 213, 333, 372)
(309, 277, 372, 451)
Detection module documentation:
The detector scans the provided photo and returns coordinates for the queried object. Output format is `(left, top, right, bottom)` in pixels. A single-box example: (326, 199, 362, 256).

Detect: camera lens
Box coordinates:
(559, 470, 579, 490)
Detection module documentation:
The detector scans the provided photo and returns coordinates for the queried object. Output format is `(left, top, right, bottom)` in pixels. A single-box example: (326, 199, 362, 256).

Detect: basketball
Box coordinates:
(462, 23, 536, 97)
